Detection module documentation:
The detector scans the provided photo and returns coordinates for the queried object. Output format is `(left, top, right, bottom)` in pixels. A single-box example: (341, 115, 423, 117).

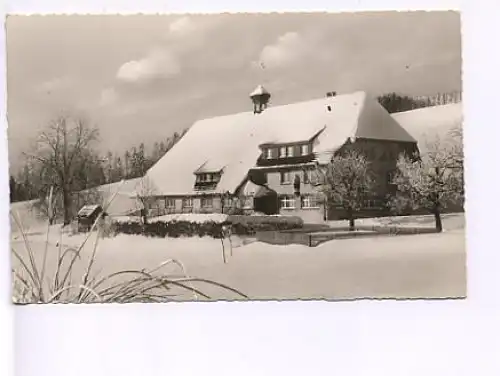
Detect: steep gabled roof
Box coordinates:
(147, 91, 416, 195)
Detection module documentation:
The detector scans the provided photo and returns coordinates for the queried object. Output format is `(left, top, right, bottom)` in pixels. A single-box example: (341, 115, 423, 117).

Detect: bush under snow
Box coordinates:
(149, 213, 228, 224)
(111, 213, 304, 239)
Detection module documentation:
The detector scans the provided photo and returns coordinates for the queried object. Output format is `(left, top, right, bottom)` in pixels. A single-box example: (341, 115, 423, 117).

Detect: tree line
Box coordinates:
(377, 91, 461, 114)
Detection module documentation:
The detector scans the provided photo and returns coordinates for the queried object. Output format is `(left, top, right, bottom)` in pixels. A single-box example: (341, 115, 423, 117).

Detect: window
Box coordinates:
(364, 199, 382, 209)
(243, 196, 253, 209)
(197, 174, 210, 183)
(165, 198, 175, 208)
(301, 144, 309, 156)
(201, 197, 213, 208)
(279, 146, 286, 158)
(301, 195, 320, 209)
(224, 196, 233, 208)
(182, 198, 193, 208)
(280, 195, 295, 209)
(196, 173, 221, 184)
(364, 200, 376, 208)
(280, 171, 292, 184)
(286, 145, 294, 157)
(265, 148, 273, 159)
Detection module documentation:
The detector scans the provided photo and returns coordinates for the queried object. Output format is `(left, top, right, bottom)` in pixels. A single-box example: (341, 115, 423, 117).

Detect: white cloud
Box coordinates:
(257, 32, 312, 69)
(99, 87, 118, 106)
(116, 48, 181, 83)
(114, 17, 208, 84)
(168, 16, 196, 37)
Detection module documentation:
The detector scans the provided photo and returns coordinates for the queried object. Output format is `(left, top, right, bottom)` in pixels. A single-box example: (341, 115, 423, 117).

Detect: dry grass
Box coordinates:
(11, 183, 248, 304)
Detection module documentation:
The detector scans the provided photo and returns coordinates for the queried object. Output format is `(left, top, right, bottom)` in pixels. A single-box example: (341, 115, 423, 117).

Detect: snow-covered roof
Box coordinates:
(250, 84, 270, 97)
(95, 178, 143, 195)
(78, 205, 101, 217)
(147, 91, 416, 196)
(392, 102, 463, 154)
(194, 160, 226, 174)
(92, 178, 144, 216)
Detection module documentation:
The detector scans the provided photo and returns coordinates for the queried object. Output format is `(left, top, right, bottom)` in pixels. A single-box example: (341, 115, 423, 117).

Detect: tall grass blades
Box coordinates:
(11, 180, 248, 304)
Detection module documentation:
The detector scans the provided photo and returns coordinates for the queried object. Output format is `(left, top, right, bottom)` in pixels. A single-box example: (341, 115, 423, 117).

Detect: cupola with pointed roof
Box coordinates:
(250, 84, 271, 114)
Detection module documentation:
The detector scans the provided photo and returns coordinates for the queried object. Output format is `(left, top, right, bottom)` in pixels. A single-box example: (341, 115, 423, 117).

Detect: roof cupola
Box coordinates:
(250, 85, 271, 114)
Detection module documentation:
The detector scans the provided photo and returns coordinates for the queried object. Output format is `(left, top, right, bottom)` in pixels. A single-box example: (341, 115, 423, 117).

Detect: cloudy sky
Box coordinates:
(6, 11, 461, 172)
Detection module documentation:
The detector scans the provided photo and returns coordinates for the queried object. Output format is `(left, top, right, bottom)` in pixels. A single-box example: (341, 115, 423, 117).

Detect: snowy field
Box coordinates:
(10, 213, 466, 301)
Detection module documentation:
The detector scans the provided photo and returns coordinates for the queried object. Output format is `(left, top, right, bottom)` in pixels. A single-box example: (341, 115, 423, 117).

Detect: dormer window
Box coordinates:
(301, 144, 309, 156)
(196, 174, 207, 182)
(279, 146, 286, 158)
(194, 170, 222, 191)
(257, 141, 316, 167)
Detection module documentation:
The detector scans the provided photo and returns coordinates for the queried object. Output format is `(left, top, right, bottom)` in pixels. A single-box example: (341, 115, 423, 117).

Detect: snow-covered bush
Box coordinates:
(112, 215, 304, 239)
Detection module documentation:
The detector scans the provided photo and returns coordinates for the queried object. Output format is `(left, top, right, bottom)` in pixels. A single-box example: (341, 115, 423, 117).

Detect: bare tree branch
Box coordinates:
(25, 115, 101, 225)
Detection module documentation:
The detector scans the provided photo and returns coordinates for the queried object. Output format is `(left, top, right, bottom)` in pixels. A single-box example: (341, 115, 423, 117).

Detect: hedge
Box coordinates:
(112, 216, 304, 239)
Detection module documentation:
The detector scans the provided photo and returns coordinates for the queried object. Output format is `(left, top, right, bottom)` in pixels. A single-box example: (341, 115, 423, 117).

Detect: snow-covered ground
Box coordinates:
(10, 213, 466, 300)
(328, 212, 465, 231)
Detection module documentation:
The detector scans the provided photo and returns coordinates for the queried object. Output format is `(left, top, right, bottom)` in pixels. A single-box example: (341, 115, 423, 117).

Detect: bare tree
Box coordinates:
(24, 115, 100, 225)
(317, 150, 376, 230)
(134, 176, 158, 224)
(390, 129, 464, 232)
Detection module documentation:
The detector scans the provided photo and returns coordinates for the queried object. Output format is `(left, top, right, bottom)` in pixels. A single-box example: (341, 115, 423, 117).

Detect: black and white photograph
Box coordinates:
(7, 11, 465, 303)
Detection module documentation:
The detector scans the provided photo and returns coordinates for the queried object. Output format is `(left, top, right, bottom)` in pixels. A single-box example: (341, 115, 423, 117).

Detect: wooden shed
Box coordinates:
(77, 205, 105, 232)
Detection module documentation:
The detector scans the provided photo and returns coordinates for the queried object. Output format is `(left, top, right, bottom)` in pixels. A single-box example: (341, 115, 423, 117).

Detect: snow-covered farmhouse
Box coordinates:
(144, 86, 435, 223)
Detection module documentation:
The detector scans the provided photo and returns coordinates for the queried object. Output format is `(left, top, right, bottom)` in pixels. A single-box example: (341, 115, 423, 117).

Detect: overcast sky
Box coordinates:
(6, 11, 461, 172)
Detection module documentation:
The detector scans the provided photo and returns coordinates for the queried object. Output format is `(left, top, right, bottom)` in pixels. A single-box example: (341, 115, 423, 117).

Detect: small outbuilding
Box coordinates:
(77, 205, 106, 232)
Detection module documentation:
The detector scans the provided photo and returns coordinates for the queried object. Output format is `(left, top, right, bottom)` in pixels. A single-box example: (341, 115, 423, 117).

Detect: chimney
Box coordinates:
(250, 85, 271, 114)
(326, 91, 337, 98)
